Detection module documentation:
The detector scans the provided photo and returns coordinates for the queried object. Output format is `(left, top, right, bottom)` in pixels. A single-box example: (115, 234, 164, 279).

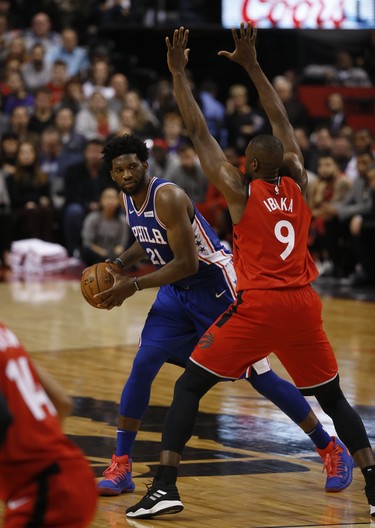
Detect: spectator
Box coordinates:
(107, 72, 129, 114)
(6, 139, 54, 242)
(167, 141, 208, 205)
(6, 105, 39, 144)
(198, 80, 225, 141)
(38, 126, 65, 210)
(223, 83, 265, 153)
(147, 78, 179, 123)
(80, 186, 130, 266)
(20, 42, 52, 92)
(82, 59, 114, 100)
(45, 27, 90, 80)
(2, 35, 27, 65)
(331, 135, 357, 181)
(22, 12, 61, 54)
(0, 58, 22, 99)
(360, 29, 375, 84)
(160, 111, 186, 155)
(196, 145, 236, 245)
(321, 92, 347, 137)
(147, 137, 179, 180)
(343, 162, 375, 286)
(272, 75, 311, 131)
(303, 50, 372, 87)
(55, 77, 85, 115)
(54, 106, 86, 173)
(75, 90, 120, 141)
(123, 89, 160, 139)
(308, 154, 352, 275)
(294, 126, 318, 179)
(45, 59, 68, 107)
(308, 126, 334, 174)
(353, 128, 375, 157)
(321, 151, 374, 277)
(63, 138, 115, 256)
(3, 71, 34, 115)
(0, 131, 18, 176)
(116, 105, 138, 137)
(0, 14, 20, 64)
(28, 86, 55, 135)
(331, 51, 372, 87)
(0, 164, 11, 267)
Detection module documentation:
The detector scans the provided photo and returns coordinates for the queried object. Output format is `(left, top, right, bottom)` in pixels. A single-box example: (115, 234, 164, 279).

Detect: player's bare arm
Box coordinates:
(166, 27, 247, 222)
(113, 239, 147, 270)
(219, 22, 308, 196)
(97, 186, 199, 310)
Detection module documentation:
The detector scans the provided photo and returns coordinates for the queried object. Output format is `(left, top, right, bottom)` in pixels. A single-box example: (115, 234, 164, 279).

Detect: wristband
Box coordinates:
(113, 257, 125, 270)
(133, 277, 142, 291)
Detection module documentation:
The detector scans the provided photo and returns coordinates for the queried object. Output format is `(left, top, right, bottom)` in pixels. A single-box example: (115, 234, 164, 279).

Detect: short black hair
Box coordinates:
(102, 134, 149, 169)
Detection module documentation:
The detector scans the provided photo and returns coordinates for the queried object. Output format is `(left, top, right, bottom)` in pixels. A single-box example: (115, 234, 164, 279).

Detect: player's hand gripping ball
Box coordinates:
(81, 262, 115, 308)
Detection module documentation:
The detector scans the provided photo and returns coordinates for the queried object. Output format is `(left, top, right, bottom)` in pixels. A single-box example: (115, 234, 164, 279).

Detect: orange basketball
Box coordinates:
(81, 262, 115, 308)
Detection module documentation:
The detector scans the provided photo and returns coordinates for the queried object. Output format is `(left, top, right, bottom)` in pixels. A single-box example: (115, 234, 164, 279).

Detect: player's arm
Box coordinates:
(0, 392, 13, 447)
(33, 364, 73, 423)
(166, 27, 246, 223)
(112, 239, 148, 270)
(218, 22, 308, 197)
(97, 186, 199, 309)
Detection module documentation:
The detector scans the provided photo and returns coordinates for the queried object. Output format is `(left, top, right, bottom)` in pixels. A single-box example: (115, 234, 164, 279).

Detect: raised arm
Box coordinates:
(218, 22, 307, 195)
(166, 27, 246, 220)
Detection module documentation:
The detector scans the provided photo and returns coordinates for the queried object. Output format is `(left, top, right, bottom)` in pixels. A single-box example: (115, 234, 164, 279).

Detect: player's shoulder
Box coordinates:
(155, 181, 189, 207)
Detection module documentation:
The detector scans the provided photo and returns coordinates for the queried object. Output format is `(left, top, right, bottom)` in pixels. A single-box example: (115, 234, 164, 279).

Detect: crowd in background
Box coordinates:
(0, 1, 374, 287)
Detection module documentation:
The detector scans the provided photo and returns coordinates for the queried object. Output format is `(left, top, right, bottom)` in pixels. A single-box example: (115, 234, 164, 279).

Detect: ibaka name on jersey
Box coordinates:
(131, 225, 167, 245)
(263, 197, 294, 213)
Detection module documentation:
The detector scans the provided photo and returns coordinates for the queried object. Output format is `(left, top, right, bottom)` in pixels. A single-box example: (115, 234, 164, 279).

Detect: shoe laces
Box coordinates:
(103, 456, 130, 482)
(322, 444, 344, 478)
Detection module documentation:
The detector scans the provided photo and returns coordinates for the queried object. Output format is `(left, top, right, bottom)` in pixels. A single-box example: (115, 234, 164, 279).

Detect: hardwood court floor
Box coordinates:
(0, 273, 374, 528)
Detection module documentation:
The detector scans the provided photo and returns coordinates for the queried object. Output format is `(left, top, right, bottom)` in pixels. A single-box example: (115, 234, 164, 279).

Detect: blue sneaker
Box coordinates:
(97, 454, 135, 496)
(317, 436, 353, 492)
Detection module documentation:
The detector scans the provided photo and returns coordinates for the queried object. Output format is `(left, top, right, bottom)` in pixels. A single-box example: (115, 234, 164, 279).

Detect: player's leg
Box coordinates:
(248, 360, 351, 491)
(279, 286, 374, 514)
(126, 361, 220, 519)
(98, 286, 198, 496)
(304, 377, 375, 514)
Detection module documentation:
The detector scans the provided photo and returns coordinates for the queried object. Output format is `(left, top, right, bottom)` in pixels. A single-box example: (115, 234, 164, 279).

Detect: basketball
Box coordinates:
(81, 262, 115, 308)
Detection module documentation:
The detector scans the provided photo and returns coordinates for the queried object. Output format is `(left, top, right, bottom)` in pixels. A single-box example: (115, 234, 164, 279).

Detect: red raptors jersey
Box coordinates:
(233, 176, 318, 290)
(0, 324, 85, 502)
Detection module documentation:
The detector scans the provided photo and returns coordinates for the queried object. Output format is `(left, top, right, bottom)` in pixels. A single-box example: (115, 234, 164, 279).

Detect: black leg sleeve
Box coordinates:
(161, 360, 219, 454)
(306, 376, 372, 455)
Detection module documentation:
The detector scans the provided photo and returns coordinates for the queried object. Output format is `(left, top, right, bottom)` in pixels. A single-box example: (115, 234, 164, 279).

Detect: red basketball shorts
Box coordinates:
(4, 457, 97, 528)
(190, 285, 338, 390)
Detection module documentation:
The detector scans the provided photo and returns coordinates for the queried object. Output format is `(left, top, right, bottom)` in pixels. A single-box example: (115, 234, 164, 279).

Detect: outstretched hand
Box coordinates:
(166, 26, 190, 74)
(218, 21, 258, 67)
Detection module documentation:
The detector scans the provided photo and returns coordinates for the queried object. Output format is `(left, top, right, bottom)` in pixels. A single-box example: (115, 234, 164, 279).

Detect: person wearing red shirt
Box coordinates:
(0, 322, 97, 527)
(126, 23, 375, 520)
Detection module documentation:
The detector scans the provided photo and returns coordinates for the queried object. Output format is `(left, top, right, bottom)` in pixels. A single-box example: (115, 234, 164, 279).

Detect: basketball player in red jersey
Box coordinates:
(126, 24, 375, 519)
(0, 322, 97, 527)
